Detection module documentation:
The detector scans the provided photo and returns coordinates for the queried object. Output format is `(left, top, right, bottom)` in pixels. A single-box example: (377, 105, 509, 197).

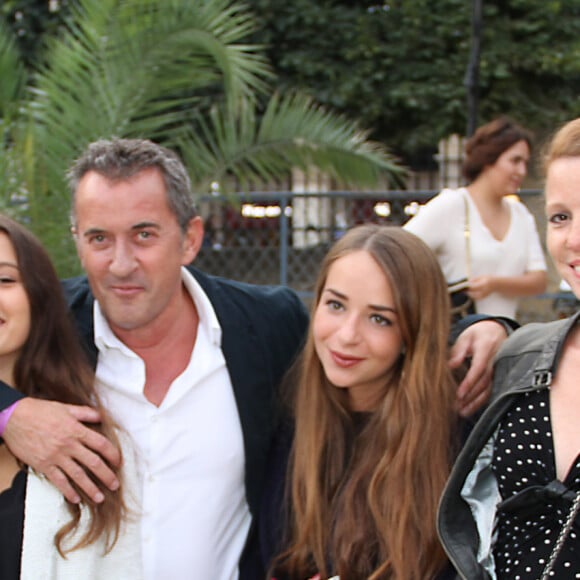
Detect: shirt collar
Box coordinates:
(94, 266, 222, 352)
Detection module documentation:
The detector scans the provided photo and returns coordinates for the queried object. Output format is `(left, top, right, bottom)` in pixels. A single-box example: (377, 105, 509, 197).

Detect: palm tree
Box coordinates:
(0, 0, 401, 275)
(0, 17, 27, 213)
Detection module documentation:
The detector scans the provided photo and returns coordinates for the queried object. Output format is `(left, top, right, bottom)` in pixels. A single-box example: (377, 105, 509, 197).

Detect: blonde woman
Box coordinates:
(438, 118, 580, 578)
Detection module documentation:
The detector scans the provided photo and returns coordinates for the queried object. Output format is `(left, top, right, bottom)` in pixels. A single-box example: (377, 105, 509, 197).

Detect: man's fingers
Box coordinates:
(78, 424, 122, 470)
(451, 319, 508, 415)
(65, 403, 102, 424)
(458, 385, 490, 418)
(457, 364, 492, 416)
(456, 355, 484, 401)
(71, 440, 120, 494)
(449, 341, 470, 369)
(3, 398, 120, 501)
(57, 456, 107, 503)
(49, 425, 120, 498)
(43, 464, 81, 504)
(44, 443, 117, 503)
(449, 334, 476, 374)
(44, 459, 105, 504)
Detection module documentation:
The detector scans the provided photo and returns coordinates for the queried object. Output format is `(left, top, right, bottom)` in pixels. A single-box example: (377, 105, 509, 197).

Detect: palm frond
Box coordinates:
(11, 0, 276, 274)
(1, 0, 402, 275)
(27, 0, 273, 187)
(0, 19, 26, 120)
(0, 19, 28, 212)
(181, 93, 404, 194)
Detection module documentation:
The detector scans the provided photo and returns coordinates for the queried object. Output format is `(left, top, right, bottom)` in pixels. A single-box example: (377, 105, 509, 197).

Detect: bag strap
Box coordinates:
(463, 191, 471, 279)
(539, 489, 580, 580)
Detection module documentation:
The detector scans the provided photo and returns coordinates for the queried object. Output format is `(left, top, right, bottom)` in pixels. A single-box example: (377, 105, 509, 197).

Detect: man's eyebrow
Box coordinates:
(132, 221, 160, 230)
(82, 227, 106, 238)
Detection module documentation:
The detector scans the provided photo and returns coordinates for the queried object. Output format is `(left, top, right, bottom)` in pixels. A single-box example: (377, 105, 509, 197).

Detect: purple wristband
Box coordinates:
(0, 401, 20, 437)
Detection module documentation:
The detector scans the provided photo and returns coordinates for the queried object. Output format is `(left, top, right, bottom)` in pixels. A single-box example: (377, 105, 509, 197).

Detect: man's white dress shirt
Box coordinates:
(94, 268, 251, 580)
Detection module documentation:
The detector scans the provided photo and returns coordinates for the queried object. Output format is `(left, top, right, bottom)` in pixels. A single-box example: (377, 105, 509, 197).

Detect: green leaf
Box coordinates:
(1, 0, 401, 275)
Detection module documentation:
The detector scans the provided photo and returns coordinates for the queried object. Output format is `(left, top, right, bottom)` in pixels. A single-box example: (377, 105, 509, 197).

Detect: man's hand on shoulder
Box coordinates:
(3, 398, 120, 503)
(450, 319, 510, 417)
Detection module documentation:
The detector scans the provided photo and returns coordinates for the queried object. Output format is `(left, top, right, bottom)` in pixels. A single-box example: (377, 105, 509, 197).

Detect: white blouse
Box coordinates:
(404, 187, 547, 318)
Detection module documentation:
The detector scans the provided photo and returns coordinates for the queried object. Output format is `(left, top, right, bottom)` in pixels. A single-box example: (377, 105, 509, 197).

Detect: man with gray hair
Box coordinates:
(0, 138, 512, 578)
(1, 137, 309, 579)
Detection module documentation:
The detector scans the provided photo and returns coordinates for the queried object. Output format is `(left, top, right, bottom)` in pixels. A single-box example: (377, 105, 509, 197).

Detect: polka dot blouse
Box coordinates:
(491, 389, 580, 578)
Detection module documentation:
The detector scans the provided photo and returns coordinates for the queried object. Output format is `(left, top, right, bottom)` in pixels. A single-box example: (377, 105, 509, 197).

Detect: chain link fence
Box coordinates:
(194, 189, 566, 322)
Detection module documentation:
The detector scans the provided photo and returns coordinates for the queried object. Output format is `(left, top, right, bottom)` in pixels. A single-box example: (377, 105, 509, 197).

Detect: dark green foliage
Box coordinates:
(248, 0, 580, 162)
(7, 0, 580, 163)
(1, 0, 399, 276)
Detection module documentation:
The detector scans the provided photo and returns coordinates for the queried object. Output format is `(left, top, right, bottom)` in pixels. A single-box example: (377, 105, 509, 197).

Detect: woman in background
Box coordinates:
(405, 116, 547, 319)
(438, 118, 580, 577)
(262, 225, 459, 579)
(0, 214, 140, 579)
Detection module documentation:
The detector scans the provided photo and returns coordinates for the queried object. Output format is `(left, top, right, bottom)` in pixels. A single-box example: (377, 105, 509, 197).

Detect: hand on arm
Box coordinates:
(449, 319, 510, 417)
(2, 398, 120, 503)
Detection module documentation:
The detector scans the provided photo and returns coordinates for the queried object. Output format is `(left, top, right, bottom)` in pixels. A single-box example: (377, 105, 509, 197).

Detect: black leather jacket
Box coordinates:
(437, 313, 579, 579)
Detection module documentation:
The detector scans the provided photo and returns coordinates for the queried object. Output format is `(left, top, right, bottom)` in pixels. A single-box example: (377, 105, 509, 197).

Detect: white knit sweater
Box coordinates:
(20, 438, 142, 580)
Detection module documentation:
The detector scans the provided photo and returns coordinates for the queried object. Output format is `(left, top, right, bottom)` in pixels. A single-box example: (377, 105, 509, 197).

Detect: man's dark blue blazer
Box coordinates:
(0, 265, 309, 579)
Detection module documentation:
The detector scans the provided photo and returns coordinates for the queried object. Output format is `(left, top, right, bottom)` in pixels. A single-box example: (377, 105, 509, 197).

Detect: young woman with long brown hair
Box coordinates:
(0, 214, 140, 579)
(261, 224, 459, 579)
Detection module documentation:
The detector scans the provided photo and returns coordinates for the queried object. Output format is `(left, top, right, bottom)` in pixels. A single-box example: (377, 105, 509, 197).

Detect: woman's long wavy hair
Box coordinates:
(0, 214, 125, 555)
(274, 225, 457, 579)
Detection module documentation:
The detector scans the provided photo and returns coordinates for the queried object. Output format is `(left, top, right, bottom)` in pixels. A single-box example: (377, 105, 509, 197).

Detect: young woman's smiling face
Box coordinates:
(545, 156, 580, 297)
(313, 250, 404, 411)
(0, 232, 31, 383)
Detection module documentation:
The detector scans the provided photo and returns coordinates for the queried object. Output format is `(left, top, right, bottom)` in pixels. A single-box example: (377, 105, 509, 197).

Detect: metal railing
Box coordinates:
(194, 189, 562, 322)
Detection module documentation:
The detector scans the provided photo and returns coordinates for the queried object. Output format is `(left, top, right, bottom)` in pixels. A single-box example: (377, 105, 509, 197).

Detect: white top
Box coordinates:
(21, 434, 142, 580)
(94, 267, 250, 580)
(404, 187, 547, 318)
